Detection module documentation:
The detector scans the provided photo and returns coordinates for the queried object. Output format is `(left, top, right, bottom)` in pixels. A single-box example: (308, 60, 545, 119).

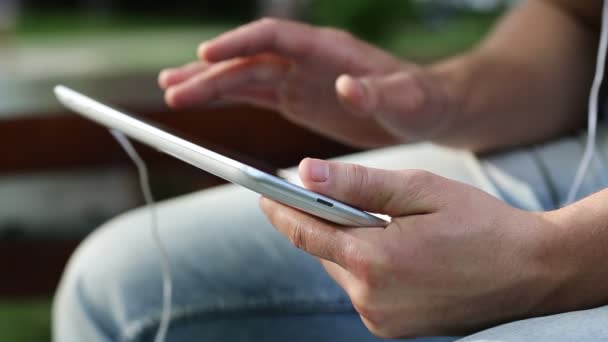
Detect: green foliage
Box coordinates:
(15, 11, 233, 35)
(0, 298, 52, 342)
(386, 12, 499, 61)
(308, 0, 419, 42)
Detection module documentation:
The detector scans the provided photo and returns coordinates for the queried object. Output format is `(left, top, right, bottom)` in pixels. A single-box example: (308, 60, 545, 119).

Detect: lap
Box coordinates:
(56, 184, 353, 340)
(457, 305, 608, 342)
(54, 131, 608, 341)
(57, 144, 472, 341)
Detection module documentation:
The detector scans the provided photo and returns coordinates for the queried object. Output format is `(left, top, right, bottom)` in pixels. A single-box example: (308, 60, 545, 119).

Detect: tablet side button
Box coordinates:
(316, 198, 334, 207)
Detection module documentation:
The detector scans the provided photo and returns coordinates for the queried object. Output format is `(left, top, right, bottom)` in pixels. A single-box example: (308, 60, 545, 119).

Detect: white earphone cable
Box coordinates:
(110, 129, 173, 342)
(565, 0, 608, 205)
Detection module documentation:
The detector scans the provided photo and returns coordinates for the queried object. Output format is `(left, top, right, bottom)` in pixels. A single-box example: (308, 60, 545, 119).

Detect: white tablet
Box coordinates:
(54, 85, 388, 227)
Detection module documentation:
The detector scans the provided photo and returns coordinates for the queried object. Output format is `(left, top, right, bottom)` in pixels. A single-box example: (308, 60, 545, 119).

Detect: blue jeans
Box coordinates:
(53, 128, 608, 341)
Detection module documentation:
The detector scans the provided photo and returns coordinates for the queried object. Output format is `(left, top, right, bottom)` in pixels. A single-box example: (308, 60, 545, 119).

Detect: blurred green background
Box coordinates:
(11, 0, 503, 62)
(0, 0, 505, 341)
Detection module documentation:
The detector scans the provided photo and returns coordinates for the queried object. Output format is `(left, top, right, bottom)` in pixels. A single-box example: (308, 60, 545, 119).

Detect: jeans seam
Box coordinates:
(122, 295, 354, 341)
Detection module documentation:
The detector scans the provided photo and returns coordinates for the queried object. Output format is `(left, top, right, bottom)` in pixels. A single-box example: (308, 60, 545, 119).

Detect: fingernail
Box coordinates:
(158, 69, 171, 88)
(336, 75, 350, 95)
(309, 159, 329, 182)
(337, 75, 363, 98)
(336, 75, 371, 116)
(165, 87, 179, 108)
(197, 42, 210, 60)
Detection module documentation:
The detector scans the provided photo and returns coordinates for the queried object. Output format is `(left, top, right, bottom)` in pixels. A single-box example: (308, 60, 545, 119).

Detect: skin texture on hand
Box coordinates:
(158, 18, 452, 148)
(260, 158, 566, 338)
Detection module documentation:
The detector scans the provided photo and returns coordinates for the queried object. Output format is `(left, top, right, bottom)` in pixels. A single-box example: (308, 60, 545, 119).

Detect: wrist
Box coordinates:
(534, 204, 608, 313)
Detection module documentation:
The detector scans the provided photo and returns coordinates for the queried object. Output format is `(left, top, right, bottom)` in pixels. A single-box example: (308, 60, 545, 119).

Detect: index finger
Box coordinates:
(259, 196, 360, 270)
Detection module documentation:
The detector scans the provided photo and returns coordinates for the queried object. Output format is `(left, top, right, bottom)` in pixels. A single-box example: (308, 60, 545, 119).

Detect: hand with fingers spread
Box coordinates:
(158, 18, 453, 148)
(260, 158, 574, 338)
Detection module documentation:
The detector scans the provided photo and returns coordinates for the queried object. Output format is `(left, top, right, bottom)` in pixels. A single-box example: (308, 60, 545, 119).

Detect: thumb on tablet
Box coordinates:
(298, 158, 439, 217)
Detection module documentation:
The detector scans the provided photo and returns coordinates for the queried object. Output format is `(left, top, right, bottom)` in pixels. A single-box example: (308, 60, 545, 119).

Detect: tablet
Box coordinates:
(54, 85, 389, 227)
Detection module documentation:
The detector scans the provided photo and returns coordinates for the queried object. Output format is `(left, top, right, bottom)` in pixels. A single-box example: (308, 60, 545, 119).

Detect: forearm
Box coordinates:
(539, 189, 608, 314)
(428, 0, 599, 152)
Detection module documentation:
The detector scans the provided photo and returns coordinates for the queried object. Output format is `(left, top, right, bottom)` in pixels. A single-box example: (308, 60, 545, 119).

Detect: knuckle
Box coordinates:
(408, 88, 427, 113)
(347, 256, 391, 313)
(408, 168, 434, 183)
(400, 73, 428, 112)
(347, 256, 419, 339)
(287, 220, 308, 251)
(349, 249, 388, 291)
(401, 169, 434, 194)
(320, 27, 354, 42)
(257, 17, 281, 29)
(345, 164, 370, 198)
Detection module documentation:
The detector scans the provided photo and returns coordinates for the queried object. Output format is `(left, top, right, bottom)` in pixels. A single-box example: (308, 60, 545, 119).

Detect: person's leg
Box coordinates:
(53, 144, 469, 342)
(53, 128, 608, 342)
(54, 184, 400, 342)
(456, 306, 608, 342)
